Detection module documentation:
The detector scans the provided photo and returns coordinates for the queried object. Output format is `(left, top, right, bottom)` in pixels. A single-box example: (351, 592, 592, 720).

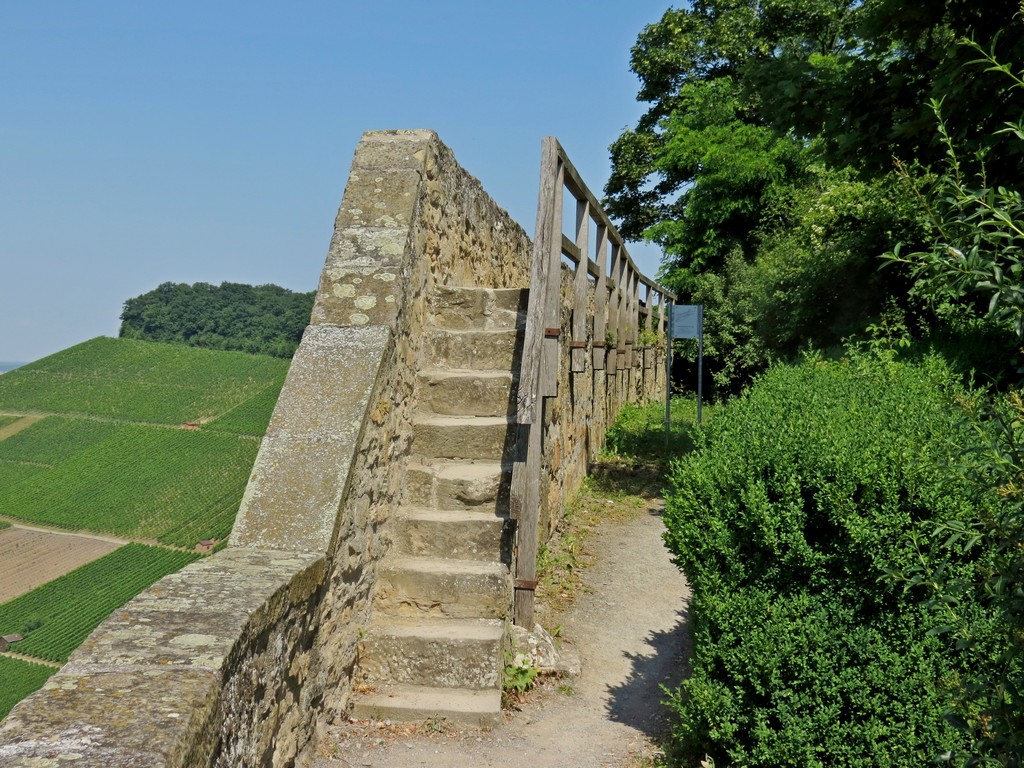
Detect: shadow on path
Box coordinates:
(605, 608, 692, 739)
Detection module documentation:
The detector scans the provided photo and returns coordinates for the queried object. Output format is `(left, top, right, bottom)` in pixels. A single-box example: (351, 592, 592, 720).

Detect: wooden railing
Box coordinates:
(510, 137, 676, 627)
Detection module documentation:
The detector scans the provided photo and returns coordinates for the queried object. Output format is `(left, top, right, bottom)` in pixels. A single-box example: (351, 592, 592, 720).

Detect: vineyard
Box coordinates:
(0, 657, 55, 720)
(0, 544, 199, 663)
(0, 416, 120, 464)
(0, 335, 291, 718)
(0, 337, 289, 424)
(0, 462, 45, 491)
(207, 373, 289, 436)
(0, 424, 260, 541)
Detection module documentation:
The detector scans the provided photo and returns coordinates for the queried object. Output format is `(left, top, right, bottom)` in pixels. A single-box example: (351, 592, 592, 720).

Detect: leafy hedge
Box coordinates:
(663, 351, 987, 766)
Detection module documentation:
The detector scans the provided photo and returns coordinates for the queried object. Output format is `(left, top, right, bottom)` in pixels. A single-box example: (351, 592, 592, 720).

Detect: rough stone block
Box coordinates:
(334, 169, 423, 230)
(348, 130, 434, 172)
(231, 325, 391, 553)
(360, 618, 503, 690)
(393, 508, 508, 561)
(311, 229, 410, 327)
(405, 460, 505, 510)
(0, 668, 220, 768)
(352, 685, 501, 727)
(417, 369, 514, 417)
(70, 549, 324, 669)
(413, 416, 512, 461)
(424, 329, 518, 370)
(376, 558, 510, 619)
(431, 287, 526, 331)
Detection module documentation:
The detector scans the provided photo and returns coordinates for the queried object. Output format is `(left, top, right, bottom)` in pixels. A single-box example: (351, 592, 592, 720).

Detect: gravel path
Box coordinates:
(314, 500, 691, 768)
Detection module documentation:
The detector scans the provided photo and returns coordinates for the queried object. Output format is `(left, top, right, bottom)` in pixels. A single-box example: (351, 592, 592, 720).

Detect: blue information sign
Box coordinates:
(671, 304, 702, 339)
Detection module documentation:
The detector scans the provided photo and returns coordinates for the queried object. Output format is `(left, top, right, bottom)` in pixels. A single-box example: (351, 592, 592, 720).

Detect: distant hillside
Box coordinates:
(0, 336, 289, 715)
(119, 281, 314, 358)
(0, 336, 290, 538)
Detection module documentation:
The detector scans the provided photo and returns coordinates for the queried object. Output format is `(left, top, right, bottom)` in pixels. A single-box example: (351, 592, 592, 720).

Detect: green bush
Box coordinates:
(663, 350, 985, 766)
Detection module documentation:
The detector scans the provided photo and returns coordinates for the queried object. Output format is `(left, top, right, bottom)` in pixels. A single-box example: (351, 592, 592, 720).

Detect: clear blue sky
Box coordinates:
(1, 1, 671, 363)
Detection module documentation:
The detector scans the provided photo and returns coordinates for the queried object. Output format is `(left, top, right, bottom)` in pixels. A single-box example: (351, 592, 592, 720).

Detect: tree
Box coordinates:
(119, 282, 315, 358)
(606, 0, 1024, 393)
(608, 0, 1024, 270)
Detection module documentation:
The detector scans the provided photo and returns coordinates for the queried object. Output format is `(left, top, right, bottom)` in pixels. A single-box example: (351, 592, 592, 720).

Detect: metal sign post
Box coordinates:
(665, 310, 673, 451)
(667, 305, 704, 448)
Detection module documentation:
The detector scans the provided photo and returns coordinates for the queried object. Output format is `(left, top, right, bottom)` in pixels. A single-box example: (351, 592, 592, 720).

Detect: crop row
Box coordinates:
(206, 376, 286, 436)
(0, 337, 289, 424)
(0, 416, 119, 465)
(0, 460, 46, 490)
(0, 426, 260, 541)
(0, 543, 200, 664)
(157, 486, 245, 548)
(0, 657, 56, 720)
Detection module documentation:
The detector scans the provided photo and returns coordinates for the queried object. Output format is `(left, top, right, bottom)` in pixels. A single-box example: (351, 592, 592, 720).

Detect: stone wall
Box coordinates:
(536, 269, 666, 540)
(0, 129, 665, 767)
(0, 130, 529, 768)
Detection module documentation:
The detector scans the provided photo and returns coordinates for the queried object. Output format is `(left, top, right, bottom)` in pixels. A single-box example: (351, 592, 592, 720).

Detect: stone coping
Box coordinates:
(0, 549, 324, 767)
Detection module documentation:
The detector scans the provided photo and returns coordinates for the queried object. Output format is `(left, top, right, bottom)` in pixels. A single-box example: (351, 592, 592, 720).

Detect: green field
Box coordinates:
(0, 657, 55, 720)
(0, 337, 286, 546)
(206, 375, 288, 435)
(0, 335, 289, 719)
(0, 416, 120, 464)
(0, 544, 200, 663)
(0, 337, 289, 424)
(0, 424, 260, 542)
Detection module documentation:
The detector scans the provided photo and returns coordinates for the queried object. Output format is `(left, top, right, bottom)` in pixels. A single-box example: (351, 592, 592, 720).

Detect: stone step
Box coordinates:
(406, 459, 506, 511)
(417, 369, 515, 417)
(359, 618, 504, 690)
(376, 557, 510, 619)
(432, 286, 527, 331)
(352, 684, 501, 726)
(393, 507, 509, 561)
(424, 329, 518, 370)
(413, 415, 512, 461)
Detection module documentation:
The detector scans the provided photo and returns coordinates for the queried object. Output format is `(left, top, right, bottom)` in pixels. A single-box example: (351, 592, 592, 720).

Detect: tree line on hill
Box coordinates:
(119, 282, 314, 358)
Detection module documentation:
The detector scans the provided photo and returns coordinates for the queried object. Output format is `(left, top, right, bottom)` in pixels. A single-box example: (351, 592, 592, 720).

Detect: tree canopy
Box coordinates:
(606, 0, 1024, 394)
(119, 282, 314, 358)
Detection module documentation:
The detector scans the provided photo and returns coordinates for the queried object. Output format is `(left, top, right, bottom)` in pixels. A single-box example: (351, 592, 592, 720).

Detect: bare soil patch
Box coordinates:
(0, 415, 45, 442)
(0, 527, 121, 603)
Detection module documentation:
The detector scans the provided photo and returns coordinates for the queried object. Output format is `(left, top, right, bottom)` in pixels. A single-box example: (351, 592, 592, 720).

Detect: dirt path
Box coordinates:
(0, 415, 45, 441)
(314, 500, 691, 768)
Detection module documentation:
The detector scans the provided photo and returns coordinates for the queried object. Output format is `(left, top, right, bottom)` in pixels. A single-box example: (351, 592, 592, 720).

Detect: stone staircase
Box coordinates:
(353, 286, 525, 725)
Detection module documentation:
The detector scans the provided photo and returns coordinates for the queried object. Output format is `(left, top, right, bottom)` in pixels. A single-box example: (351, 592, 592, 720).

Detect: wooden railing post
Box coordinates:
(593, 226, 609, 372)
(512, 137, 676, 629)
(571, 198, 590, 374)
(511, 138, 561, 628)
